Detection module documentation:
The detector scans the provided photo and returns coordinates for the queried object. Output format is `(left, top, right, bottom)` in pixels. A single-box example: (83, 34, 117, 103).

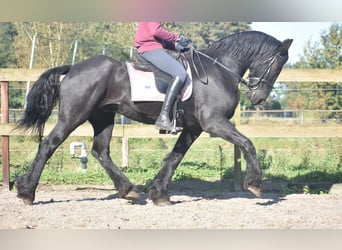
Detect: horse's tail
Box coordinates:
(17, 65, 71, 141)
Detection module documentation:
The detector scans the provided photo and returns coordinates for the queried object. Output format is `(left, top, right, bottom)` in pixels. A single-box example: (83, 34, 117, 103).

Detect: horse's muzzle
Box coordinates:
(246, 90, 264, 106)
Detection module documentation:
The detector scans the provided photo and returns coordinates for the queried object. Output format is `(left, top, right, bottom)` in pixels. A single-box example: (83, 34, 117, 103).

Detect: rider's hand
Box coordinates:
(176, 35, 190, 52)
(175, 42, 190, 53)
(177, 35, 189, 47)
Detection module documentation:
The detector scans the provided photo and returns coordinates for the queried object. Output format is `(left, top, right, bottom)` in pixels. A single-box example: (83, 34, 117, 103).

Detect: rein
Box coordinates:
(191, 48, 249, 86)
(190, 48, 280, 90)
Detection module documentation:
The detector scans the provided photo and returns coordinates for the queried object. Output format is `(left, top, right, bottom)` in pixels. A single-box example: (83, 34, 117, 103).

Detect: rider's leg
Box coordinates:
(155, 76, 183, 130)
(139, 49, 187, 130)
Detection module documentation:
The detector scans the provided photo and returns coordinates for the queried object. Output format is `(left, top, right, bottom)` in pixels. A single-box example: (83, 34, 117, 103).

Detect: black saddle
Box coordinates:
(132, 52, 187, 134)
(133, 52, 188, 94)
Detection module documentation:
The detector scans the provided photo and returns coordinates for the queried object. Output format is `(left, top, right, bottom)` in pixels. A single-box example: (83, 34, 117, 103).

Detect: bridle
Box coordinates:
(247, 54, 281, 90)
(190, 48, 282, 91)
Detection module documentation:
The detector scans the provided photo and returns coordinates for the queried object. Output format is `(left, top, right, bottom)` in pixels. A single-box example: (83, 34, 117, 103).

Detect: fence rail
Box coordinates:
(3, 109, 342, 126)
(1, 123, 341, 138)
(1, 68, 342, 82)
(1, 68, 342, 189)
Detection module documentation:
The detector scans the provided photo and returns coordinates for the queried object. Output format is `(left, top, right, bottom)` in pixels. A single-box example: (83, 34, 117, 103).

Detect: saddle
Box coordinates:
(131, 52, 190, 134)
(132, 52, 189, 94)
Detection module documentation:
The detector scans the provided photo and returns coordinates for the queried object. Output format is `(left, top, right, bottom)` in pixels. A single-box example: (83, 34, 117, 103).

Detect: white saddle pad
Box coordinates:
(126, 62, 193, 102)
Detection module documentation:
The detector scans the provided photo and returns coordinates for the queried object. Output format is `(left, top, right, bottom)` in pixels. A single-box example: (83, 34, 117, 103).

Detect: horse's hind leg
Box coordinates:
(16, 120, 80, 205)
(89, 111, 140, 201)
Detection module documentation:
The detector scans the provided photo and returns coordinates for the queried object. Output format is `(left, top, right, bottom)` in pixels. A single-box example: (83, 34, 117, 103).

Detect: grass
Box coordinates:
(1, 135, 341, 194)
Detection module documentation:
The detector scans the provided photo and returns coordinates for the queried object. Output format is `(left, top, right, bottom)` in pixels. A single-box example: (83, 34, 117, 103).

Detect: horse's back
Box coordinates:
(69, 55, 123, 73)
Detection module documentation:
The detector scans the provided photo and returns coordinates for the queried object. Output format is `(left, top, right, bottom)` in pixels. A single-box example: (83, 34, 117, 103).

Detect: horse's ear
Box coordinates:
(277, 39, 293, 56)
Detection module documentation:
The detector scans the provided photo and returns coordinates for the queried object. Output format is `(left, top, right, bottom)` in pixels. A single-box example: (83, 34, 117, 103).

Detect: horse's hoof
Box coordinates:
(148, 186, 171, 205)
(246, 185, 262, 198)
(243, 182, 261, 198)
(244, 178, 262, 198)
(123, 190, 140, 201)
(152, 198, 171, 206)
(17, 195, 34, 205)
(22, 199, 34, 205)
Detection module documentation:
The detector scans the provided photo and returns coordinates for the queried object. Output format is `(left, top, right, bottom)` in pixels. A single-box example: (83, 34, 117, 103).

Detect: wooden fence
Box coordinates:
(1, 68, 342, 189)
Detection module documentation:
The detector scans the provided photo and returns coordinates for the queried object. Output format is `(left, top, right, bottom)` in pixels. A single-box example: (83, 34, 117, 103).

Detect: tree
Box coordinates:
(285, 23, 342, 119)
(296, 23, 342, 69)
(13, 22, 78, 68)
(165, 22, 251, 48)
(10, 22, 253, 69)
(12, 22, 137, 68)
(0, 22, 17, 67)
(75, 22, 136, 62)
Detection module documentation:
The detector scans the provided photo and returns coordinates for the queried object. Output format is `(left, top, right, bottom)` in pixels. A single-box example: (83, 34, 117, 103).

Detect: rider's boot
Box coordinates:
(155, 76, 184, 131)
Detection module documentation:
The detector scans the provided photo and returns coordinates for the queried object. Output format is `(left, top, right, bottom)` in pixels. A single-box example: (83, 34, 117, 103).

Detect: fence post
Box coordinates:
(72, 40, 78, 65)
(1, 81, 10, 189)
(122, 137, 129, 168)
(24, 33, 37, 109)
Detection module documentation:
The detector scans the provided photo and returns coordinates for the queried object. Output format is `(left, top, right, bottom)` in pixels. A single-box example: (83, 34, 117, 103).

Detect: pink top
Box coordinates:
(134, 22, 179, 53)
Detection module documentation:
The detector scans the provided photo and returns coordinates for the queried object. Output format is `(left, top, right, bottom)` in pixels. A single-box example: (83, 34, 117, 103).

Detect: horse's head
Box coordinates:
(246, 38, 293, 106)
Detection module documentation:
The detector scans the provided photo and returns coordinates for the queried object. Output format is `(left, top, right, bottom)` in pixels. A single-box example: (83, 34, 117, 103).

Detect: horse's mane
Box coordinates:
(203, 31, 282, 61)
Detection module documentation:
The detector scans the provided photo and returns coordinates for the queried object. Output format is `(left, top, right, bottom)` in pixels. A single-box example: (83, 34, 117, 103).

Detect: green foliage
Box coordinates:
(173, 169, 193, 181)
(257, 149, 272, 170)
(8, 85, 25, 108)
(296, 23, 342, 69)
(11, 22, 136, 68)
(3, 136, 341, 195)
(10, 151, 35, 182)
(165, 22, 251, 48)
(0, 22, 17, 67)
(264, 23, 342, 116)
(6, 22, 252, 69)
(242, 23, 342, 110)
(73, 22, 135, 62)
(13, 22, 75, 68)
(259, 137, 342, 185)
(280, 82, 341, 119)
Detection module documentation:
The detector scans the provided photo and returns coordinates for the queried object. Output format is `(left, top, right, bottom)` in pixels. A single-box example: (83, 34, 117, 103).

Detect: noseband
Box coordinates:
(190, 48, 282, 91)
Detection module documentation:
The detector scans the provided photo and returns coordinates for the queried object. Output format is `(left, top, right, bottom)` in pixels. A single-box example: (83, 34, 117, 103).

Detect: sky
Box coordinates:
(251, 22, 336, 64)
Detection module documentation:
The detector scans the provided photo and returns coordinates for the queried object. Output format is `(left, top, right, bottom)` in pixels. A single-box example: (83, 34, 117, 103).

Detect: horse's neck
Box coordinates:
(198, 47, 251, 81)
(219, 54, 249, 78)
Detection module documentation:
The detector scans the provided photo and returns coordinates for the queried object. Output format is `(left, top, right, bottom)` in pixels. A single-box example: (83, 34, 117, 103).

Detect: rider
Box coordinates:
(134, 22, 190, 131)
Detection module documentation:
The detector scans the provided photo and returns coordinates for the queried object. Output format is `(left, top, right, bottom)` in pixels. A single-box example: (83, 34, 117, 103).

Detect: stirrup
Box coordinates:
(158, 96, 183, 135)
(158, 118, 182, 135)
(170, 115, 183, 134)
(159, 127, 182, 135)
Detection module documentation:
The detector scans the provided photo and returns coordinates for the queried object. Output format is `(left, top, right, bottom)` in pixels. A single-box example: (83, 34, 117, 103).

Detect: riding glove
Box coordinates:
(176, 35, 190, 52)
(177, 35, 189, 47)
(175, 43, 190, 52)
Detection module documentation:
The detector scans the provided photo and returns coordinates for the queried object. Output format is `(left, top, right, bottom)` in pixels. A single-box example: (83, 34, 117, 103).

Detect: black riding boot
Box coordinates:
(155, 76, 184, 131)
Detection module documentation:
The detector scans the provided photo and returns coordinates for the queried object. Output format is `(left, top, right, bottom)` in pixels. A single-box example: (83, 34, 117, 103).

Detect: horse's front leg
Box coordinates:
(149, 129, 202, 205)
(204, 119, 262, 197)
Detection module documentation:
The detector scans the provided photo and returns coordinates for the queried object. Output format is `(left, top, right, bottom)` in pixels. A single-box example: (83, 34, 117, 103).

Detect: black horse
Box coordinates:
(16, 31, 292, 205)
